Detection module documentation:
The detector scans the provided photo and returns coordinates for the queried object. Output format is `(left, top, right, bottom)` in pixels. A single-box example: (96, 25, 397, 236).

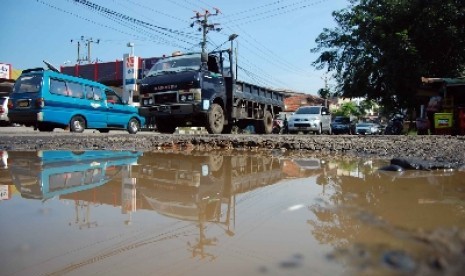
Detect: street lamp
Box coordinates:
(127, 42, 135, 56)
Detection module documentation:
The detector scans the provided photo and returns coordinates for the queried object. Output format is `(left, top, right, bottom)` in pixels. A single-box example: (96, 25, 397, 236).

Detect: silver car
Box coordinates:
(288, 106, 332, 134)
(355, 122, 381, 135)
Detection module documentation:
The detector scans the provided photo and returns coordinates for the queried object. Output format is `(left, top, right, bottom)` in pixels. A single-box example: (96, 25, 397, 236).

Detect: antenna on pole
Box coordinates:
(71, 36, 100, 64)
(190, 9, 222, 57)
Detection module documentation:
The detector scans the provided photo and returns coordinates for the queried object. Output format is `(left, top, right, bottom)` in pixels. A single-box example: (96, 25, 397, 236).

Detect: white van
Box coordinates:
(287, 106, 332, 134)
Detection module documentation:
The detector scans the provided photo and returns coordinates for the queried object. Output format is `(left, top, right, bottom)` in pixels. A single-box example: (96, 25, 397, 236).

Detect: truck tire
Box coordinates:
(222, 124, 233, 134)
(256, 111, 273, 134)
(206, 103, 224, 134)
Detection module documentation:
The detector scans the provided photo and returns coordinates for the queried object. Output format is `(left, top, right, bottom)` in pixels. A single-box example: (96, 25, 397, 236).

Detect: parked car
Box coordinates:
(331, 116, 356, 135)
(273, 112, 292, 134)
(355, 122, 381, 135)
(0, 96, 10, 126)
(288, 106, 332, 134)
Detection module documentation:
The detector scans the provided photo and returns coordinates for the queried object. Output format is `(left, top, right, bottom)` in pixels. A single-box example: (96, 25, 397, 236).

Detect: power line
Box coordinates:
(70, 0, 199, 41)
(37, 0, 192, 54)
(221, 0, 328, 26)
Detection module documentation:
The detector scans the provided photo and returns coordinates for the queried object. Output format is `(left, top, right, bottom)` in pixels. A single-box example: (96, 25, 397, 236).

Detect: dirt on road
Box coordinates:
(1, 128, 465, 167)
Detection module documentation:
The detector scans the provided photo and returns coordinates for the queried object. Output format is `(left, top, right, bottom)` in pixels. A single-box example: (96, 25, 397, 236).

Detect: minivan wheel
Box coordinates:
(127, 118, 140, 134)
(70, 116, 86, 133)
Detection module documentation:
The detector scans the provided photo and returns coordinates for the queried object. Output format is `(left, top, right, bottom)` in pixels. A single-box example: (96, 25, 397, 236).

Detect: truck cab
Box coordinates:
(139, 49, 284, 134)
(139, 52, 227, 133)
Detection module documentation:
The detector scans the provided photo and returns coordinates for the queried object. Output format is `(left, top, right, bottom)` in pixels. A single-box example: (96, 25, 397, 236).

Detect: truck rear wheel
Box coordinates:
(256, 111, 273, 134)
(206, 103, 224, 134)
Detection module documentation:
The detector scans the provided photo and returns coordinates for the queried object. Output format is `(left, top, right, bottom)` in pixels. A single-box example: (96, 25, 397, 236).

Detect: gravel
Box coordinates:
(1, 128, 465, 167)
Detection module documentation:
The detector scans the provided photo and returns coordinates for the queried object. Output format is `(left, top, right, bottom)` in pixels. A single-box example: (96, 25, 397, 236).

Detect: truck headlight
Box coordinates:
(180, 95, 186, 102)
(203, 100, 210, 110)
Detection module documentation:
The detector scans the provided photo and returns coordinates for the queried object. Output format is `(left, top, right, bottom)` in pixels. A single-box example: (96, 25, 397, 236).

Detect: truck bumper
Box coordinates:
(140, 103, 207, 125)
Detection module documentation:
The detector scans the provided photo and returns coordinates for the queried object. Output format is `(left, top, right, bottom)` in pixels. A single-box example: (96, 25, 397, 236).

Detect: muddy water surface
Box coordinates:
(0, 150, 464, 276)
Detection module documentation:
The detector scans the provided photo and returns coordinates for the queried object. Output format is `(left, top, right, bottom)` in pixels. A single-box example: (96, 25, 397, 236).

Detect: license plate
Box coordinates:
(18, 100, 30, 107)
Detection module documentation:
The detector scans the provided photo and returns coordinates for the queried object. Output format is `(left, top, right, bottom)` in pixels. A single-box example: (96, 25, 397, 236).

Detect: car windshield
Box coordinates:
(295, 106, 320, 115)
(146, 54, 201, 77)
(334, 117, 349, 123)
(13, 75, 43, 94)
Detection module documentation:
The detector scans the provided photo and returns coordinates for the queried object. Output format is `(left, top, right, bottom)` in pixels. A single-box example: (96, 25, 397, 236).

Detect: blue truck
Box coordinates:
(138, 44, 284, 134)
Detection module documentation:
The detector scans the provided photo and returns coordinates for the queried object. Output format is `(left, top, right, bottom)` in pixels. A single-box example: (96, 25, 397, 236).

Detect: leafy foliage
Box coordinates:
(312, 0, 465, 112)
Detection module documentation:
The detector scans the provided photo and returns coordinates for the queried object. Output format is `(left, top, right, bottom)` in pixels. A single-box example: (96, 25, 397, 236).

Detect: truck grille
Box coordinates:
(154, 92, 177, 104)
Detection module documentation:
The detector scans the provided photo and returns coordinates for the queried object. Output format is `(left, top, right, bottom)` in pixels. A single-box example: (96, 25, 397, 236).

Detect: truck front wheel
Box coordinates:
(206, 103, 224, 134)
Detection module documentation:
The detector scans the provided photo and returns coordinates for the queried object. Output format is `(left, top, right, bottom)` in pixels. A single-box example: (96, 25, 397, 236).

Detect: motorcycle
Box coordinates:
(384, 113, 404, 135)
(272, 119, 282, 134)
(272, 116, 288, 134)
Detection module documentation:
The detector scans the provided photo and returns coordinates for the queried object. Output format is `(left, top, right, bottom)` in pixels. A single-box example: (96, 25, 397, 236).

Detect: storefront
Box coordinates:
(0, 63, 21, 97)
(419, 77, 465, 135)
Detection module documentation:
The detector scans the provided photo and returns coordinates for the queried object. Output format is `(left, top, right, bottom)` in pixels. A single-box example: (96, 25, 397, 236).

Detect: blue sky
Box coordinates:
(0, 0, 349, 94)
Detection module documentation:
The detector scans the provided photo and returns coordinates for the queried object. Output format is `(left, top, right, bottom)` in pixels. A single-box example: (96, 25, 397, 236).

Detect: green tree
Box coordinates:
(335, 101, 360, 117)
(317, 87, 332, 99)
(312, 0, 465, 113)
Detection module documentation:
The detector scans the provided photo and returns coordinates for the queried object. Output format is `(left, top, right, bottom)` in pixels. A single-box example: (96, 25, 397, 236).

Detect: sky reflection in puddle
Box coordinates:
(0, 150, 464, 276)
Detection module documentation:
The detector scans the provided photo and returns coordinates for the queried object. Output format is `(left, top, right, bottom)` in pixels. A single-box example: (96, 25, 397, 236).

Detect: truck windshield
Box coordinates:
(147, 54, 201, 77)
(13, 75, 43, 93)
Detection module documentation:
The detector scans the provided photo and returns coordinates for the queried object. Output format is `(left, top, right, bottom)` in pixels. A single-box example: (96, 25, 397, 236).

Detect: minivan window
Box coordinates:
(85, 86, 103, 101)
(50, 79, 67, 96)
(13, 75, 42, 94)
(67, 82, 84, 98)
(105, 89, 122, 104)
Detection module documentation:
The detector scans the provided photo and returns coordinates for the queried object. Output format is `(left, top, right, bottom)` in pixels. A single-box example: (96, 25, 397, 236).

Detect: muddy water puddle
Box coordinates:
(0, 150, 464, 276)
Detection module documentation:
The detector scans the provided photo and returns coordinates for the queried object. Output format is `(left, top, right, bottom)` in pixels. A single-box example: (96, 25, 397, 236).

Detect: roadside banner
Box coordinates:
(123, 54, 138, 104)
(0, 63, 11, 79)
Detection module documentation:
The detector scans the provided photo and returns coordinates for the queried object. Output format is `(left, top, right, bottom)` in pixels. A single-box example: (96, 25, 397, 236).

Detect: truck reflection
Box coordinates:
(9, 150, 141, 200)
(134, 152, 283, 259)
(8, 150, 284, 259)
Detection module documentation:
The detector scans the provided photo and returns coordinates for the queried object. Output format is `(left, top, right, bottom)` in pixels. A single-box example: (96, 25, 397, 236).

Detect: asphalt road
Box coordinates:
(1, 125, 465, 167)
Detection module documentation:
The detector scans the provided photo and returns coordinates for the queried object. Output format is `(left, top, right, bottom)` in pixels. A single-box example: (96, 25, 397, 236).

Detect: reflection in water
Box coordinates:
(308, 158, 465, 274)
(9, 151, 141, 201)
(134, 152, 283, 260)
(0, 151, 464, 275)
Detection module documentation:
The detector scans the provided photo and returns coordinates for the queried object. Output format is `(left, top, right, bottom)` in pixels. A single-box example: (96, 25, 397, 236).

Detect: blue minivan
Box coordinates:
(8, 67, 145, 133)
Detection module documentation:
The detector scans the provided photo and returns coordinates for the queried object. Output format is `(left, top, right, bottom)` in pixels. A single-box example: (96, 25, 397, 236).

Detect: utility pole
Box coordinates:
(190, 8, 222, 56)
(86, 37, 100, 63)
(71, 36, 100, 64)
